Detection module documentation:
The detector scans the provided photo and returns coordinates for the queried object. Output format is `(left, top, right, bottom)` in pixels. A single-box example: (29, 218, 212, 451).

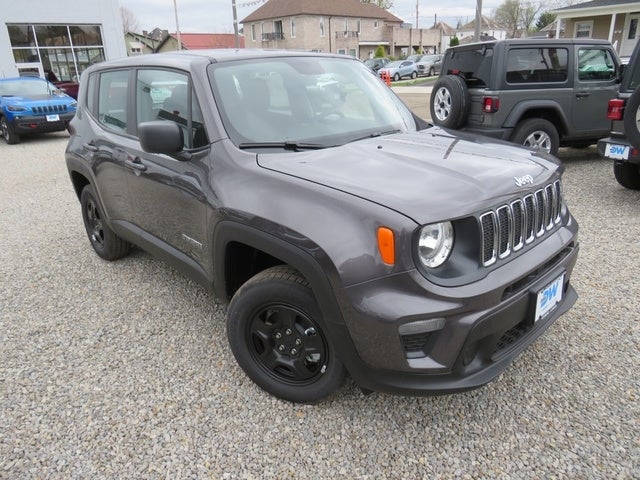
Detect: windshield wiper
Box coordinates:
(238, 141, 328, 151)
(347, 129, 402, 144)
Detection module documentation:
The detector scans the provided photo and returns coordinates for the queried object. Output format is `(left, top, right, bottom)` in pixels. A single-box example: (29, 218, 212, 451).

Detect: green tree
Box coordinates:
(361, 0, 394, 9)
(535, 11, 556, 31)
(375, 45, 386, 58)
(450, 36, 459, 47)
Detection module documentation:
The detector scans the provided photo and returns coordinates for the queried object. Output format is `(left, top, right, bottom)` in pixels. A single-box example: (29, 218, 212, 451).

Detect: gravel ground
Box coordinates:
(0, 132, 638, 479)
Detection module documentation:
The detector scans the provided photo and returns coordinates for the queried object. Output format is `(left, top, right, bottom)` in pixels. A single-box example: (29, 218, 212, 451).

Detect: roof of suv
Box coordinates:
(84, 49, 353, 72)
(447, 38, 613, 51)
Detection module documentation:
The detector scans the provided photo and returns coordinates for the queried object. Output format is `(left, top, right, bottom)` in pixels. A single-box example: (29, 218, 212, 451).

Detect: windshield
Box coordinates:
(0, 78, 54, 96)
(208, 56, 415, 148)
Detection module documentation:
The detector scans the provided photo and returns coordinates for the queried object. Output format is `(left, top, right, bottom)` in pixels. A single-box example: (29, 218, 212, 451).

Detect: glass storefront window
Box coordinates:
(8, 25, 36, 47)
(12, 48, 39, 63)
(70, 25, 103, 46)
(8, 23, 105, 82)
(35, 25, 71, 46)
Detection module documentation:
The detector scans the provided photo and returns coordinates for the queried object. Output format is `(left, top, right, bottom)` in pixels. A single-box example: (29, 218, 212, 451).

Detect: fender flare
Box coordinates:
(212, 220, 345, 326)
(503, 100, 569, 132)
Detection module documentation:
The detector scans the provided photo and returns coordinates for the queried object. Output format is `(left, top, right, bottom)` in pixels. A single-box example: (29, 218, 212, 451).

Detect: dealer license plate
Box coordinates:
(534, 273, 565, 322)
(605, 143, 630, 160)
(46, 114, 60, 122)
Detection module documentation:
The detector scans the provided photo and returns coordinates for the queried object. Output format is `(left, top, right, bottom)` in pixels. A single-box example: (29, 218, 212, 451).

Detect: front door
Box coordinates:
(125, 68, 210, 266)
(621, 13, 640, 58)
(572, 46, 620, 137)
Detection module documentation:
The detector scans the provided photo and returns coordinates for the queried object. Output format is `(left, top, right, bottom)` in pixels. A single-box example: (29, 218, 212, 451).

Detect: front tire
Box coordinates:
(1, 117, 20, 145)
(393, 73, 401, 82)
(613, 160, 640, 190)
(227, 266, 346, 403)
(80, 185, 131, 260)
(429, 75, 469, 129)
(510, 118, 560, 156)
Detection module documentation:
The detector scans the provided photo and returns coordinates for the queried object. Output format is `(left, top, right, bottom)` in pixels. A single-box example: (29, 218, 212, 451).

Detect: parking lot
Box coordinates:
(1, 109, 638, 477)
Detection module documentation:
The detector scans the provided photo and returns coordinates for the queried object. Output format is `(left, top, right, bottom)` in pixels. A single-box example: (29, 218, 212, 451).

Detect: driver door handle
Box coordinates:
(124, 157, 147, 172)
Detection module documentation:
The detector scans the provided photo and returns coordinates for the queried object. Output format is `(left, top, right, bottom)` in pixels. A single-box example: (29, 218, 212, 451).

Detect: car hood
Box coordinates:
(256, 127, 561, 225)
(2, 94, 74, 104)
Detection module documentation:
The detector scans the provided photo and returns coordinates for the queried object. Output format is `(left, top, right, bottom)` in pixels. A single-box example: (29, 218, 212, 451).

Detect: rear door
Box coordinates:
(571, 45, 620, 137)
(85, 69, 135, 222)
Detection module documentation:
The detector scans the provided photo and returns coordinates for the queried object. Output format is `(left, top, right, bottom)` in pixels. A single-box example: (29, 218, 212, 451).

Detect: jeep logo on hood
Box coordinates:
(514, 174, 534, 187)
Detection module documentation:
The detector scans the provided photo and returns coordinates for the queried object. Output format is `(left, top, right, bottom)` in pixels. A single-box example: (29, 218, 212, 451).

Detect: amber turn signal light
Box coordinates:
(377, 227, 395, 265)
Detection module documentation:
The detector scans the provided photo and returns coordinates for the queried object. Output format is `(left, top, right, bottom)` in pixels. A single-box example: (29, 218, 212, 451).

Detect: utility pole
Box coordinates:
(232, 0, 240, 48)
(173, 0, 182, 50)
(474, 0, 482, 42)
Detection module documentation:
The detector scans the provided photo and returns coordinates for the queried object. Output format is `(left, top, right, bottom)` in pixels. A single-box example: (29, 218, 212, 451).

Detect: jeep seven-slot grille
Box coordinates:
(32, 104, 68, 115)
(479, 180, 562, 267)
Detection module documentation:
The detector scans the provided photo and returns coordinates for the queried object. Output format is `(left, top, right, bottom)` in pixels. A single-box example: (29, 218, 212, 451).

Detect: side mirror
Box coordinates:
(138, 121, 184, 156)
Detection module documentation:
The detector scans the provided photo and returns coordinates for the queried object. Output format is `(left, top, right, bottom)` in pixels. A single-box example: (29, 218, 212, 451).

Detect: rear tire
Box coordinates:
(394, 73, 401, 82)
(80, 185, 131, 260)
(623, 86, 640, 149)
(227, 265, 346, 403)
(613, 160, 640, 190)
(411, 71, 417, 79)
(510, 118, 560, 156)
(1, 117, 20, 145)
(429, 75, 469, 129)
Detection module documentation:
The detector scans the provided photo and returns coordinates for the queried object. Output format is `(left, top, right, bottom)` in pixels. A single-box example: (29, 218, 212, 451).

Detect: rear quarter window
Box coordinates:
(506, 48, 568, 84)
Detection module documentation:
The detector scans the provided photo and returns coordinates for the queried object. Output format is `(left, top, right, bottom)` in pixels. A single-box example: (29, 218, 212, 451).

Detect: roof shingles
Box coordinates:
(241, 0, 402, 24)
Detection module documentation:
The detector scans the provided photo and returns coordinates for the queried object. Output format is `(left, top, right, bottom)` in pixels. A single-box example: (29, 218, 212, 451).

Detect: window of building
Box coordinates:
(349, 48, 357, 57)
(320, 17, 325, 37)
(338, 48, 347, 55)
(357, 20, 361, 33)
(575, 21, 593, 38)
(344, 18, 349, 35)
(374, 20, 379, 29)
(251, 24, 256, 42)
(7, 23, 105, 82)
(629, 18, 638, 40)
(291, 17, 296, 38)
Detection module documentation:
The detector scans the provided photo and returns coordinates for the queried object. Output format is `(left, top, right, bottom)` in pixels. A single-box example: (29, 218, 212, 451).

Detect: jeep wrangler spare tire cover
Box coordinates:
(623, 86, 640, 150)
(430, 75, 470, 129)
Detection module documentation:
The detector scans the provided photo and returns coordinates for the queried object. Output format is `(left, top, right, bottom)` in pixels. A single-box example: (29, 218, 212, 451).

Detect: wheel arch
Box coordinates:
(503, 101, 569, 137)
(213, 221, 344, 325)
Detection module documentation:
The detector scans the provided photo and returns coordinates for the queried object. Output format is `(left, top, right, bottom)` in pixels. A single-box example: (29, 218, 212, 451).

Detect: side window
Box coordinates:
(136, 69, 208, 149)
(97, 70, 129, 132)
(578, 48, 616, 81)
(506, 48, 568, 84)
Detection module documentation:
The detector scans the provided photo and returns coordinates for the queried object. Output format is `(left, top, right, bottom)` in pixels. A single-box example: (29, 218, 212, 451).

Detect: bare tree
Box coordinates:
(495, 0, 520, 38)
(494, 0, 542, 38)
(360, 0, 394, 9)
(121, 6, 140, 34)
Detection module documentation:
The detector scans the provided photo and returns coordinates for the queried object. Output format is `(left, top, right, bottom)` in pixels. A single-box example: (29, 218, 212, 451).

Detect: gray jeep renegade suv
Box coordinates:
(66, 50, 579, 403)
(431, 38, 622, 156)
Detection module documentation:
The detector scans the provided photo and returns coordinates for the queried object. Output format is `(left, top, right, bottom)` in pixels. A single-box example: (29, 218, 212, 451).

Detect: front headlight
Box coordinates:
(417, 222, 454, 268)
(7, 105, 27, 112)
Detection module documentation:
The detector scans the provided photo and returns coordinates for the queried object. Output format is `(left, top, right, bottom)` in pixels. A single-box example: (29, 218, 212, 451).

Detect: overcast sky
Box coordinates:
(119, 0, 504, 34)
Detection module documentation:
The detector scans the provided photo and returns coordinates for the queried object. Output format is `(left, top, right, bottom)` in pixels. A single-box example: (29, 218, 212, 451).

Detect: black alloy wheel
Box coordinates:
(227, 266, 346, 403)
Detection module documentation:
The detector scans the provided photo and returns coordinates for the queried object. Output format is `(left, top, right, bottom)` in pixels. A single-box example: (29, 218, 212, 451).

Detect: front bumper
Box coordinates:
(10, 113, 75, 134)
(334, 225, 579, 396)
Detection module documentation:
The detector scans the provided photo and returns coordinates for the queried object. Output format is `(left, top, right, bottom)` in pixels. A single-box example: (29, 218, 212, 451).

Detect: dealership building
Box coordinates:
(0, 0, 126, 81)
